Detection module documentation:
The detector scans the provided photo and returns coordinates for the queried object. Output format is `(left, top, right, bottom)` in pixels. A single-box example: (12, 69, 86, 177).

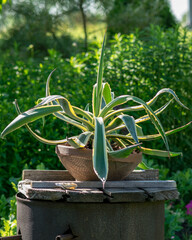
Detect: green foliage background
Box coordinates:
(107, 0, 176, 35)
(0, 26, 192, 238)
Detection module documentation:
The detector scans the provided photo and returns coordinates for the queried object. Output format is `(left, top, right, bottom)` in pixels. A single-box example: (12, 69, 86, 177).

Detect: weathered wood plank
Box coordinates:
(18, 185, 66, 201)
(105, 188, 146, 203)
(22, 169, 159, 181)
(66, 187, 179, 203)
(22, 170, 75, 181)
(65, 189, 104, 203)
(142, 188, 180, 201)
(29, 180, 176, 189)
(125, 170, 159, 180)
(100, 187, 179, 203)
(19, 170, 178, 203)
(18, 183, 179, 202)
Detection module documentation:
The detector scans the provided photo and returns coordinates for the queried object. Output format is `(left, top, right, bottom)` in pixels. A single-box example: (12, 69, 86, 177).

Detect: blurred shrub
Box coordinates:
(107, 0, 176, 36)
(0, 25, 191, 198)
(0, 0, 80, 59)
(158, 167, 192, 240)
(165, 203, 185, 240)
(172, 169, 192, 207)
(0, 182, 17, 235)
(104, 27, 192, 172)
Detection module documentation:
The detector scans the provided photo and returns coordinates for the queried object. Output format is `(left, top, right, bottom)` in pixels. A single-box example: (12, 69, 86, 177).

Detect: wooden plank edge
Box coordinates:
(22, 169, 159, 181)
(30, 180, 176, 189)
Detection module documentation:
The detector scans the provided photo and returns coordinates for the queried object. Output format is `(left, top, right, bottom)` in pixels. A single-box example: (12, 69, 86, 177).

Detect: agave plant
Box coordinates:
(1, 35, 191, 184)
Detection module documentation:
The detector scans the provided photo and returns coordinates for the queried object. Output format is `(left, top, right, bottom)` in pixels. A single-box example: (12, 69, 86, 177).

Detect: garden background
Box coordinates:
(0, 0, 192, 239)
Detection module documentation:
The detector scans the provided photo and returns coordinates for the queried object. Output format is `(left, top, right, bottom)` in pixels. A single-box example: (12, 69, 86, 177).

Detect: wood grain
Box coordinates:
(18, 181, 179, 202)
(22, 170, 75, 181)
(19, 169, 178, 203)
(22, 169, 159, 181)
(28, 180, 176, 189)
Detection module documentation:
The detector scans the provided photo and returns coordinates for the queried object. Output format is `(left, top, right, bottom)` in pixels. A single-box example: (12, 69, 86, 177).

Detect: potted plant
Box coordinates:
(1, 35, 191, 186)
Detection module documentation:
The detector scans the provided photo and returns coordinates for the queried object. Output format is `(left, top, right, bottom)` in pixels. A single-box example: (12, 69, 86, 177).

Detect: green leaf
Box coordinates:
(45, 69, 61, 110)
(78, 131, 93, 145)
(49, 112, 88, 131)
(136, 99, 173, 124)
(45, 72, 94, 125)
(119, 115, 139, 144)
(103, 82, 112, 104)
(72, 106, 93, 123)
(107, 122, 191, 142)
(106, 139, 113, 151)
(105, 116, 122, 131)
(11, 100, 68, 145)
(84, 103, 90, 112)
(45, 70, 93, 123)
(106, 114, 139, 144)
(108, 143, 141, 158)
(105, 124, 126, 134)
(23, 125, 67, 145)
(114, 138, 126, 148)
(93, 33, 106, 116)
(96, 82, 112, 110)
(36, 95, 94, 131)
(67, 137, 84, 148)
(141, 147, 182, 158)
(104, 88, 188, 122)
(1, 105, 62, 138)
(36, 95, 76, 116)
(59, 99, 94, 130)
(92, 84, 97, 116)
(147, 88, 189, 110)
(143, 105, 170, 154)
(101, 96, 106, 109)
(136, 124, 144, 136)
(101, 95, 170, 154)
(138, 161, 151, 170)
(111, 92, 115, 100)
(67, 131, 93, 149)
(93, 117, 108, 184)
(133, 122, 192, 141)
(46, 68, 56, 97)
(100, 95, 129, 118)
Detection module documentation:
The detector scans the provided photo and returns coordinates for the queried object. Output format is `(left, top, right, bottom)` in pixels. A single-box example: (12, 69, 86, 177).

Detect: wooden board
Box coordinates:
(22, 170, 75, 181)
(19, 169, 178, 203)
(28, 180, 176, 189)
(22, 169, 159, 181)
(18, 185, 179, 202)
(18, 179, 179, 202)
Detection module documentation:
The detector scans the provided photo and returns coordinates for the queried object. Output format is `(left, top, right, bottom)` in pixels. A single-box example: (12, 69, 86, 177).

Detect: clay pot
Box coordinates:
(56, 145, 142, 181)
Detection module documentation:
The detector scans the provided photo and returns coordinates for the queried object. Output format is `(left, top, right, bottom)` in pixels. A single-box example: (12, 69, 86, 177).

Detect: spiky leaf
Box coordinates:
(93, 117, 108, 183)
(93, 33, 106, 116)
(67, 132, 93, 148)
(141, 147, 182, 157)
(108, 143, 141, 158)
(1, 105, 62, 138)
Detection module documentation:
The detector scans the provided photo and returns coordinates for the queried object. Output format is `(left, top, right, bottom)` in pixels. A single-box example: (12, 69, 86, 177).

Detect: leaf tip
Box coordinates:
(0, 130, 6, 139)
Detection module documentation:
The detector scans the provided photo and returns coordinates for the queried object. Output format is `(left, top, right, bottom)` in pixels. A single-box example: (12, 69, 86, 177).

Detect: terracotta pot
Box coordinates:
(56, 145, 142, 181)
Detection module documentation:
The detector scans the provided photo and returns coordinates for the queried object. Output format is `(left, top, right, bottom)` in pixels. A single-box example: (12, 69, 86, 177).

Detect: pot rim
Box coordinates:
(56, 144, 142, 163)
